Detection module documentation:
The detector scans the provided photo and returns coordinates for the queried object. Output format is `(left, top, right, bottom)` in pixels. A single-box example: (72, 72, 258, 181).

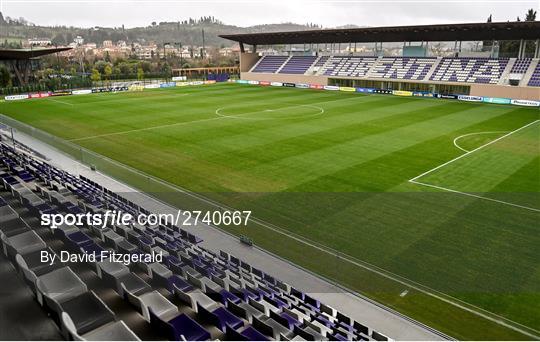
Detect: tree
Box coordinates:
(487, 14, 492, 23)
(162, 62, 172, 79)
(90, 68, 101, 82)
(104, 64, 112, 80)
(137, 67, 144, 80)
(0, 11, 7, 25)
(525, 8, 537, 21)
(0, 65, 11, 87)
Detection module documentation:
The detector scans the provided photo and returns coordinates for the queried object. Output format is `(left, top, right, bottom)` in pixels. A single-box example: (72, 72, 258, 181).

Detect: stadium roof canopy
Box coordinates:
(220, 21, 540, 45)
(0, 47, 72, 86)
(0, 47, 72, 60)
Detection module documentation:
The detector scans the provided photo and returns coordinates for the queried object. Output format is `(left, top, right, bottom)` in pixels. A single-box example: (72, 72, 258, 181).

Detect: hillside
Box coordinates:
(0, 13, 321, 47)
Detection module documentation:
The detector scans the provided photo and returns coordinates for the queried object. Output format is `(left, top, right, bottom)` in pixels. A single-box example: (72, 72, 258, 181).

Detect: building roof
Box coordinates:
(220, 21, 540, 45)
(0, 47, 72, 60)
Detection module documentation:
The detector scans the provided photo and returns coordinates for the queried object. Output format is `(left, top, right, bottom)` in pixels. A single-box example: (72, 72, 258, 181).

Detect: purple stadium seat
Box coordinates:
(150, 310, 210, 341)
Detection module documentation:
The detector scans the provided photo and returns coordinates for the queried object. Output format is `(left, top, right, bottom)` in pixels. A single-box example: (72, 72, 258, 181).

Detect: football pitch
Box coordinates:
(1, 83, 539, 339)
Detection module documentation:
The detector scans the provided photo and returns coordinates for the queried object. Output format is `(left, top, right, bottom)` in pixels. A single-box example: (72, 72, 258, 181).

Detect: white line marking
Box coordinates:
(453, 131, 508, 153)
(69, 116, 226, 142)
(215, 104, 324, 120)
(410, 120, 540, 182)
(410, 179, 540, 212)
(410, 120, 540, 212)
(70, 104, 323, 142)
(47, 98, 74, 106)
(68, 95, 367, 142)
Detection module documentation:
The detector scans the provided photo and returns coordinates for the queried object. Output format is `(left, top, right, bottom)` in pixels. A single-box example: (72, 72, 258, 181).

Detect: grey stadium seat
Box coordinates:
(3, 230, 47, 259)
(61, 292, 139, 340)
(36, 266, 88, 315)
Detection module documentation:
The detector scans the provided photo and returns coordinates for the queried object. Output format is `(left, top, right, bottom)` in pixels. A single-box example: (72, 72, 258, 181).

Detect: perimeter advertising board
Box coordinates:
(510, 99, 540, 107)
(5, 94, 29, 101)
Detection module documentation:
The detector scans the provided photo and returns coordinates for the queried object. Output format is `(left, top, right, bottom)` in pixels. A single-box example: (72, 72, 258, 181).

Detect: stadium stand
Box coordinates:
(527, 62, 540, 87)
(279, 56, 318, 74)
(321, 56, 378, 77)
(247, 55, 540, 87)
(0, 141, 389, 341)
(510, 58, 532, 74)
(313, 56, 329, 67)
(251, 55, 290, 73)
(367, 57, 437, 80)
(429, 57, 509, 84)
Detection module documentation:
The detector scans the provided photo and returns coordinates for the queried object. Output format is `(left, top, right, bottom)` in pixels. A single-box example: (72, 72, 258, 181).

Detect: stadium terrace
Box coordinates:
(221, 21, 540, 101)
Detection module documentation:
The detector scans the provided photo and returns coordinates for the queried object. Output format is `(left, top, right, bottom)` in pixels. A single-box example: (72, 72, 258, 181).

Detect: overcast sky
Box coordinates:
(0, 0, 538, 28)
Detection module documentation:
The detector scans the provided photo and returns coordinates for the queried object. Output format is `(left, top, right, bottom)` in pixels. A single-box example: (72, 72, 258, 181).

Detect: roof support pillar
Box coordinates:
(11, 59, 30, 86)
(239, 42, 245, 53)
(518, 39, 524, 58)
(534, 39, 540, 58)
(252, 44, 257, 53)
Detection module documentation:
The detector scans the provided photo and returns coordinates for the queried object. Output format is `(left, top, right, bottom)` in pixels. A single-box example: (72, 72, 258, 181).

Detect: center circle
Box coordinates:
(215, 104, 324, 120)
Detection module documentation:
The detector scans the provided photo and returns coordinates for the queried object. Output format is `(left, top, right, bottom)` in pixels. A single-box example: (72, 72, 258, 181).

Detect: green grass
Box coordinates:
(1, 83, 539, 340)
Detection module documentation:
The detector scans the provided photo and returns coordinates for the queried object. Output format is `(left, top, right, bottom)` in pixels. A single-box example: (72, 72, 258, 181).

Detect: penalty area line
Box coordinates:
(47, 98, 74, 106)
(409, 119, 540, 213)
(410, 119, 540, 182)
(409, 179, 540, 212)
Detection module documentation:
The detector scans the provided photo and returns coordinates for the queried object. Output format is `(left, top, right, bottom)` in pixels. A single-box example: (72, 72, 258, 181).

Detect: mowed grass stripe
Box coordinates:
(71, 87, 356, 140)
(97, 96, 414, 176)
(192, 97, 444, 161)
(77, 97, 447, 192)
(213, 101, 486, 181)
(242, 104, 519, 191)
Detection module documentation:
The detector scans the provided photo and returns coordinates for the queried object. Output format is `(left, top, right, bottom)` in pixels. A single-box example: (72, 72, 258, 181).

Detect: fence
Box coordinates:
(1, 73, 239, 96)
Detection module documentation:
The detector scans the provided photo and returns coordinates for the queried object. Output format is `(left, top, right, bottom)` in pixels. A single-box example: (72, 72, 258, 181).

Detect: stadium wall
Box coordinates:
(240, 53, 261, 72)
(240, 71, 540, 100)
(241, 71, 329, 85)
(470, 84, 540, 100)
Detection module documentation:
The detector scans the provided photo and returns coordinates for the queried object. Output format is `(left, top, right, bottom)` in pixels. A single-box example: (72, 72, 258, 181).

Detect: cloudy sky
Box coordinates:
(0, 0, 537, 28)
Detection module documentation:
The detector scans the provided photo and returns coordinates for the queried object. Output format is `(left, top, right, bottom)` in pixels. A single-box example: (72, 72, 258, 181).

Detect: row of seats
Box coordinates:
(252, 56, 290, 73)
(322, 56, 378, 78)
(368, 57, 437, 80)
(1, 195, 141, 339)
(429, 57, 509, 84)
(0, 141, 389, 341)
(250, 55, 540, 86)
(527, 62, 540, 86)
(279, 56, 318, 74)
(510, 58, 532, 74)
